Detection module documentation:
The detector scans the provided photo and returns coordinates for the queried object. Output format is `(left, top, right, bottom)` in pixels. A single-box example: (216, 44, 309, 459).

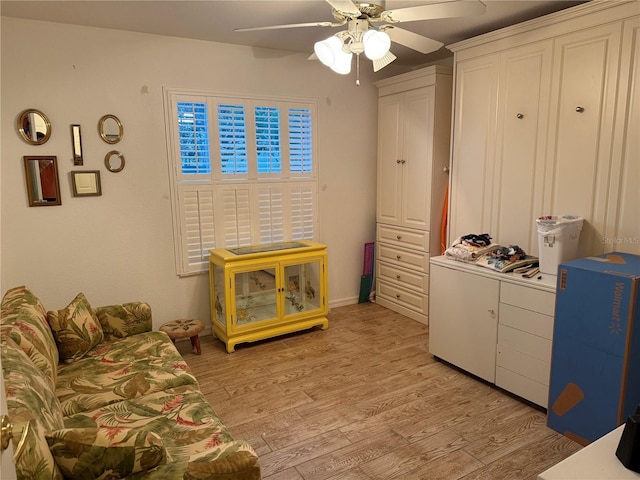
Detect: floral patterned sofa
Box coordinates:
(0, 286, 260, 480)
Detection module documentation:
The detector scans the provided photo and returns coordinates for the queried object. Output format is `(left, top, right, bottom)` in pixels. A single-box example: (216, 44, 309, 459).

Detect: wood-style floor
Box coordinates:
(179, 302, 582, 480)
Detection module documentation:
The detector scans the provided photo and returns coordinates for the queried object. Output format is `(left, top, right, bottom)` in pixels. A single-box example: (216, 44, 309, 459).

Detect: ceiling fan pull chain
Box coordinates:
(356, 54, 360, 86)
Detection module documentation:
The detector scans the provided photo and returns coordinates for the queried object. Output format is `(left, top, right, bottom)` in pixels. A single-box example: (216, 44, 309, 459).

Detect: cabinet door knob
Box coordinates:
(396, 159, 402, 164)
(488, 309, 496, 316)
(576, 106, 585, 113)
(399, 159, 406, 164)
(516, 113, 524, 119)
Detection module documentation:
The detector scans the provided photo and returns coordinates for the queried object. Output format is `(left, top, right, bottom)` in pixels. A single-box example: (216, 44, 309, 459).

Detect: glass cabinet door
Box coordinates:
(232, 266, 278, 328)
(283, 259, 323, 317)
(212, 264, 227, 328)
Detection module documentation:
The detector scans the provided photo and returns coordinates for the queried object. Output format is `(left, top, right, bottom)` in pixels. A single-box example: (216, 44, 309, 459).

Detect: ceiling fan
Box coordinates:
(235, 1, 486, 84)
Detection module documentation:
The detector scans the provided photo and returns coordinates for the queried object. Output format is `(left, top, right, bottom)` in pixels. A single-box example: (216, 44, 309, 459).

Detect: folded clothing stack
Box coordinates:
(445, 234, 539, 273)
(444, 233, 500, 262)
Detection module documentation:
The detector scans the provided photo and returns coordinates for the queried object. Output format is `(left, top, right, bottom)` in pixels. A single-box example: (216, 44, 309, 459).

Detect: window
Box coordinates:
(165, 89, 318, 276)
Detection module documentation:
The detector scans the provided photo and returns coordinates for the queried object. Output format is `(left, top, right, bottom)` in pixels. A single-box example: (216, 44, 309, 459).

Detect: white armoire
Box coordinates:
(374, 66, 452, 325)
(447, 0, 640, 258)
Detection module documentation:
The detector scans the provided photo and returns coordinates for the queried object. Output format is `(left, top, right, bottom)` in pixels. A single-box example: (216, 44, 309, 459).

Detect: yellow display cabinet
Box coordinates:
(209, 241, 328, 353)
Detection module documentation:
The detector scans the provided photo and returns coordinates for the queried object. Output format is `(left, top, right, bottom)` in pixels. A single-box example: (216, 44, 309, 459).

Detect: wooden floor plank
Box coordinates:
(181, 303, 581, 480)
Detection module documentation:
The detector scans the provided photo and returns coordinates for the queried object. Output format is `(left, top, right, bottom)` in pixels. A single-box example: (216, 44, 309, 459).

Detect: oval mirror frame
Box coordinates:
(17, 109, 51, 145)
(98, 114, 123, 144)
(105, 150, 125, 173)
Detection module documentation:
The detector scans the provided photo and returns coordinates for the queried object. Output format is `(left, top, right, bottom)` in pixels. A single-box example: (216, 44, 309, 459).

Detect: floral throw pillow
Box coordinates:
(47, 293, 103, 364)
(45, 427, 167, 479)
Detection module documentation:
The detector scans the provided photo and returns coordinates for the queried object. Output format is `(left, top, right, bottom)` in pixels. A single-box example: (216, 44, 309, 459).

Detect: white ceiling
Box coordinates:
(1, 0, 586, 68)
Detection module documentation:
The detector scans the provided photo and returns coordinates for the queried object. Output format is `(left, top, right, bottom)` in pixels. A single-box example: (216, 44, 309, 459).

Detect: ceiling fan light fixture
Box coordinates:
(314, 35, 343, 67)
(363, 29, 391, 60)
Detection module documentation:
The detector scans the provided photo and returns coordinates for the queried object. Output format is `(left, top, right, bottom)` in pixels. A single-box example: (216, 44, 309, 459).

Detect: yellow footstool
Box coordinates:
(160, 319, 205, 355)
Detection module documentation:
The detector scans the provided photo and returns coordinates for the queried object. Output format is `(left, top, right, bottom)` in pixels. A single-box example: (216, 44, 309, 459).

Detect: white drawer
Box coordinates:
(500, 282, 555, 316)
(377, 243, 429, 273)
(498, 324, 552, 362)
(499, 303, 554, 339)
(376, 261, 429, 294)
(496, 343, 551, 386)
(377, 224, 429, 252)
(496, 366, 549, 408)
(376, 279, 428, 315)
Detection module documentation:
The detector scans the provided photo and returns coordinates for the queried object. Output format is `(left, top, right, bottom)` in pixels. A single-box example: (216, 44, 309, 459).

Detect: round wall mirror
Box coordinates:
(17, 109, 51, 145)
(98, 114, 123, 144)
(105, 150, 125, 173)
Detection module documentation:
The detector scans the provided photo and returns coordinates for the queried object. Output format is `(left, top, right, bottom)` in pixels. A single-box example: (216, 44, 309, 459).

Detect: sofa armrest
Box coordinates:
(95, 302, 152, 341)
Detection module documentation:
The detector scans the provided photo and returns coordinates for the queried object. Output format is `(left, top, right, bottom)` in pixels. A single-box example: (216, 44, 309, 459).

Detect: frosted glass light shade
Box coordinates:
(363, 30, 391, 60)
(330, 50, 353, 74)
(314, 35, 343, 67)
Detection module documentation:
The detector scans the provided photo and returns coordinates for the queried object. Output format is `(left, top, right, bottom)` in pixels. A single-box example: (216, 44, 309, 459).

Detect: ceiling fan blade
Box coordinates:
(384, 26, 444, 54)
(383, 1, 486, 23)
(325, 0, 361, 16)
(234, 21, 342, 33)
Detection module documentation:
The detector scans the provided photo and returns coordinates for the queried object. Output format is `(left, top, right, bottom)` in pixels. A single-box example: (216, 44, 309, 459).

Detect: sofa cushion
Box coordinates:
(63, 386, 259, 478)
(13, 420, 64, 480)
(1, 339, 65, 438)
(55, 331, 198, 416)
(45, 427, 167, 479)
(95, 302, 152, 342)
(1, 285, 59, 387)
(47, 292, 103, 364)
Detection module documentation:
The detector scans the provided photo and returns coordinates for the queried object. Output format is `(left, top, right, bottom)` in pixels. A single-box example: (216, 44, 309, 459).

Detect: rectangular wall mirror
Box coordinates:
(23, 156, 61, 206)
(71, 171, 102, 197)
(71, 124, 83, 165)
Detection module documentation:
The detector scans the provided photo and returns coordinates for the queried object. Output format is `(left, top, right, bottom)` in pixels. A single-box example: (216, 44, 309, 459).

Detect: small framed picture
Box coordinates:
(71, 170, 102, 197)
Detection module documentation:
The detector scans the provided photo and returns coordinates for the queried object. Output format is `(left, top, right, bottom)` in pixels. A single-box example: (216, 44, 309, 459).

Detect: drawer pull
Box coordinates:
(396, 294, 401, 299)
(488, 309, 496, 317)
(396, 274, 401, 279)
(396, 235, 402, 240)
(396, 255, 401, 260)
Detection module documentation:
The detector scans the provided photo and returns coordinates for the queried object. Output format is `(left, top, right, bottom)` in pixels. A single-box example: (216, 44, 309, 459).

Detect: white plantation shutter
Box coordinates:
(290, 183, 316, 239)
(288, 108, 313, 174)
(178, 184, 215, 273)
(165, 88, 318, 276)
(219, 187, 252, 247)
(257, 185, 285, 243)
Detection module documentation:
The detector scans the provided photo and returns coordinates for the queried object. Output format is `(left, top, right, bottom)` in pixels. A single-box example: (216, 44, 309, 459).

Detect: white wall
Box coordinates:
(0, 17, 378, 329)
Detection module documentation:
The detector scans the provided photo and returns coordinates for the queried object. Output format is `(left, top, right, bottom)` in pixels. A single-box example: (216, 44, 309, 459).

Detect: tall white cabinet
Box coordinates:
(447, 0, 640, 257)
(375, 66, 452, 325)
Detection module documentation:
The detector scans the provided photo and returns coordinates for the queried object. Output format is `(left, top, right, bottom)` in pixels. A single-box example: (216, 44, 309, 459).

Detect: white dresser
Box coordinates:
(429, 255, 557, 407)
(374, 66, 452, 325)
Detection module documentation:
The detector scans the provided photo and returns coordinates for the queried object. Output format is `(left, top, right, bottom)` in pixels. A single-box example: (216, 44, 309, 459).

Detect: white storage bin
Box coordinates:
(536, 216, 583, 275)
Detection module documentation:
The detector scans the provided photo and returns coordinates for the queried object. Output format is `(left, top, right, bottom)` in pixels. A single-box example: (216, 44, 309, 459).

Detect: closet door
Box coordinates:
(449, 54, 500, 242)
(544, 23, 622, 257)
(492, 40, 553, 254)
(376, 93, 403, 226)
(607, 17, 640, 255)
(401, 86, 434, 231)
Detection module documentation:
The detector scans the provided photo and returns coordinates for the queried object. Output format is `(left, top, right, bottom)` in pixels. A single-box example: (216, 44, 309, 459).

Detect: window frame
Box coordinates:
(164, 87, 320, 277)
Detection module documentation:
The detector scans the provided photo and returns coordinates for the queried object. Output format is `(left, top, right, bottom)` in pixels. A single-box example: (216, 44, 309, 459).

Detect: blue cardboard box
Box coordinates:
(547, 252, 640, 445)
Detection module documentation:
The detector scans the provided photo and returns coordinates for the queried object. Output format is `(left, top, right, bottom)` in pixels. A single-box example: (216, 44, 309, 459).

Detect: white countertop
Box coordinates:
(538, 426, 640, 479)
(430, 255, 557, 292)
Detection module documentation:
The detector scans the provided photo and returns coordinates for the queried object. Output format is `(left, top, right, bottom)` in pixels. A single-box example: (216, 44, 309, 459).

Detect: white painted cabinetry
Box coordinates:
(429, 256, 557, 407)
(374, 66, 452, 325)
(448, 0, 640, 257)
